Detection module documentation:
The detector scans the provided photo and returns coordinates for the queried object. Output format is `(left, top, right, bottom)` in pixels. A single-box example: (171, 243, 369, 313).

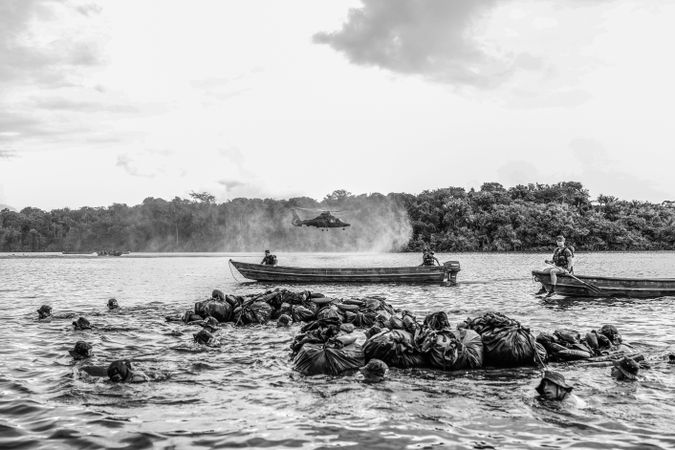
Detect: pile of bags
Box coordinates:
(536, 324, 628, 362)
(292, 309, 548, 375)
(182, 288, 400, 328)
(175, 288, 629, 377)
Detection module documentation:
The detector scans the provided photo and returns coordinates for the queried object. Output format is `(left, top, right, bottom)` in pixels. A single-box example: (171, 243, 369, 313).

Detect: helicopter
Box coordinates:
(291, 208, 351, 230)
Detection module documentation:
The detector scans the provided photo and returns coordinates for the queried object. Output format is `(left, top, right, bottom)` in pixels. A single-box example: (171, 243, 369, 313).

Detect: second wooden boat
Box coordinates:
(532, 270, 675, 298)
(230, 259, 460, 284)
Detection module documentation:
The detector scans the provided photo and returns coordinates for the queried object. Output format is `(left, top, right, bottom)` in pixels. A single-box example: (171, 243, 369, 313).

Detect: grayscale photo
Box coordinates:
(1, 0, 674, 449)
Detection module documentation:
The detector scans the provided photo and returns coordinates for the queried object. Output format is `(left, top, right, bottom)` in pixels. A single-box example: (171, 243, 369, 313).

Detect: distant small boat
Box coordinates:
(230, 260, 461, 284)
(97, 250, 130, 256)
(532, 270, 675, 298)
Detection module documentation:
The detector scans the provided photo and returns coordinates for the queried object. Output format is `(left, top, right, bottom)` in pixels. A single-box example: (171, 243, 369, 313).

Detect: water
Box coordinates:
(1, 252, 674, 449)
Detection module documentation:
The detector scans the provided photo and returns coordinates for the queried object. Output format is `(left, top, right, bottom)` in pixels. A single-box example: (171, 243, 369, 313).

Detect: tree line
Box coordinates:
(1, 182, 674, 252)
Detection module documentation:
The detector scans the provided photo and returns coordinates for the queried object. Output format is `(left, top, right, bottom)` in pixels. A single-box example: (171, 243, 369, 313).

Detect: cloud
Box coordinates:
(116, 154, 155, 178)
(0, 1, 110, 155)
(75, 3, 102, 17)
(217, 179, 246, 191)
(498, 160, 541, 186)
(32, 97, 138, 113)
(568, 138, 671, 201)
(508, 88, 592, 108)
(0, 0, 104, 86)
(314, 0, 523, 87)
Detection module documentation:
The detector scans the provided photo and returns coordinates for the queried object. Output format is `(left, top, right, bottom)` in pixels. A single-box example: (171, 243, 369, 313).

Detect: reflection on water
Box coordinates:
(1, 252, 674, 449)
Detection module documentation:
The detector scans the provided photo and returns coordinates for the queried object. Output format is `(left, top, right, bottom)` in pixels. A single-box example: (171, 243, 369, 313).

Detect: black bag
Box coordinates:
(365, 326, 383, 339)
(422, 312, 451, 331)
(452, 328, 484, 370)
(234, 301, 272, 325)
(292, 342, 364, 376)
(387, 316, 405, 330)
(401, 311, 420, 334)
(364, 329, 425, 369)
(482, 326, 543, 367)
(195, 299, 232, 323)
(462, 312, 520, 335)
(351, 310, 377, 328)
(554, 329, 581, 345)
(292, 305, 315, 323)
(416, 329, 459, 370)
(316, 305, 343, 321)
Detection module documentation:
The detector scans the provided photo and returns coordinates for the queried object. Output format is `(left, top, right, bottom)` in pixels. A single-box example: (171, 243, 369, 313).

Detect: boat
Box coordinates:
(532, 270, 675, 298)
(97, 250, 129, 256)
(230, 260, 461, 284)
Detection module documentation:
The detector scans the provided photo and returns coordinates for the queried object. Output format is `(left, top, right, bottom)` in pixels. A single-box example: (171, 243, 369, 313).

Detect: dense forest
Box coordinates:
(1, 182, 674, 252)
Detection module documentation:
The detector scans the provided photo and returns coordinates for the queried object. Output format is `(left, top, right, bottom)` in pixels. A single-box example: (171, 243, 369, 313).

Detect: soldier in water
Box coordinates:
(536, 371, 574, 401)
(107, 360, 149, 383)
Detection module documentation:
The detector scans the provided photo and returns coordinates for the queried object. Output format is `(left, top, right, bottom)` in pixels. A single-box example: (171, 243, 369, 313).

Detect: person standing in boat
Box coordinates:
(420, 247, 440, 267)
(261, 249, 278, 266)
(539, 235, 574, 297)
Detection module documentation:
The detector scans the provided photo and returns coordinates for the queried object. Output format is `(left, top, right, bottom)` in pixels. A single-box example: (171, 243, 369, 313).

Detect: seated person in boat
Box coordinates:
(420, 248, 440, 267)
(539, 235, 574, 297)
(261, 250, 278, 266)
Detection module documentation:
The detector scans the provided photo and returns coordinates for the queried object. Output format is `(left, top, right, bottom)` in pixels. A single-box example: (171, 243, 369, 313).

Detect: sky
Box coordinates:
(0, 0, 674, 211)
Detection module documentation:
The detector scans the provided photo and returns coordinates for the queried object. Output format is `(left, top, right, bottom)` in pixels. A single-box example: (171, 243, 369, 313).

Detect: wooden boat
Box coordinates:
(230, 260, 460, 284)
(97, 250, 129, 256)
(532, 270, 675, 298)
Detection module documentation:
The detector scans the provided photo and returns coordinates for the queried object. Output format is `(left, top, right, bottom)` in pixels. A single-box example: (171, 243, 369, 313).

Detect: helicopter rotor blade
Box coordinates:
(292, 206, 322, 212)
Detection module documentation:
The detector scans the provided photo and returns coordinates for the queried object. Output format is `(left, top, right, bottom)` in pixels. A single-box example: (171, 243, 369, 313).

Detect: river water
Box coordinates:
(1, 252, 674, 449)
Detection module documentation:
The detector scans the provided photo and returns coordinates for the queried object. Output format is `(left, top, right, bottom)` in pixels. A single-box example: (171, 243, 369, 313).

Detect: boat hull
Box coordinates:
(231, 260, 460, 284)
(532, 270, 675, 298)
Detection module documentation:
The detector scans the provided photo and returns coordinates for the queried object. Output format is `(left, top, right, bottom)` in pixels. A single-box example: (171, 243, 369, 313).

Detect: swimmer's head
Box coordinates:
(360, 359, 388, 383)
(536, 371, 573, 400)
(599, 324, 621, 344)
(277, 314, 292, 327)
(72, 317, 91, 330)
(69, 341, 92, 359)
(107, 360, 132, 382)
(37, 305, 52, 319)
(612, 357, 639, 381)
(203, 316, 219, 332)
(107, 298, 119, 310)
(194, 329, 214, 345)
